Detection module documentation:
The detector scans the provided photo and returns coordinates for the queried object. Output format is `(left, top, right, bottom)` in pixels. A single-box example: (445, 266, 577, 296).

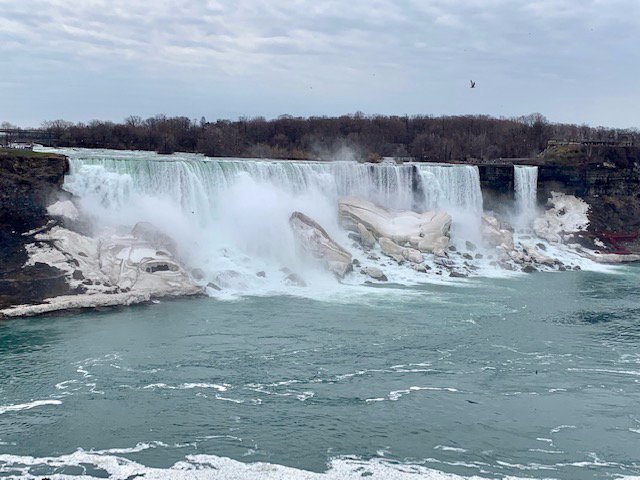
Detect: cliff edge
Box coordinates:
(0, 149, 72, 308)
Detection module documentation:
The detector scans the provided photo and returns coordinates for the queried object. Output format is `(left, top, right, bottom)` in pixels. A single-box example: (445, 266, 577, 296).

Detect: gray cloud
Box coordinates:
(0, 0, 638, 127)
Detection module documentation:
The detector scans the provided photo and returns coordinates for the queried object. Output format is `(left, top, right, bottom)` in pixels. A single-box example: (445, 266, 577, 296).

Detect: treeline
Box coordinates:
(41, 113, 639, 161)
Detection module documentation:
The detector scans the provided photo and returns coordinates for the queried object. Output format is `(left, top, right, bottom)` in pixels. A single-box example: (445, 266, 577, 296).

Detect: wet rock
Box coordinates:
(207, 282, 222, 291)
(402, 247, 424, 264)
(475, 253, 483, 259)
(356, 223, 376, 248)
(523, 265, 537, 273)
(290, 211, 352, 278)
(352, 259, 361, 267)
(367, 253, 380, 261)
(465, 241, 477, 251)
(284, 272, 307, 287)
(363, 266, 387, 281)
(71, 270, 84, 280)
(379, 237, 404, 257)
(256, 271, 266, 278)
(462, 253, 473, 260)
(348, 232, 361, 242)
(215, 270, 246, 289)
(449, 246, 457, 252)
(536, 243, 547, 251)
(411, 263, 428, 273)
(191, 268, 205, 281)
(391, 254, 405, 264)
(449, 271, 468, 278)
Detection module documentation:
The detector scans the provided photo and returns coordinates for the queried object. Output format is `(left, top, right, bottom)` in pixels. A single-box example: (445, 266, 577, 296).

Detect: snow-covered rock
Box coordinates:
(338, 196, 451, 256)
(289, 211, 353, 278)
(534, 192, 589, 243)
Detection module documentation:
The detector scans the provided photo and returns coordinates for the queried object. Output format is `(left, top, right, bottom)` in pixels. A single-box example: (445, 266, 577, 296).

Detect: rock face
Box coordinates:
(289, 211, 353, 278)
(1, 224, 202, 317)
(0, 150, 71, 308)
(338, 196, 451, 256)
(474, 146, 640, 237)
(0, 149, 202, 316)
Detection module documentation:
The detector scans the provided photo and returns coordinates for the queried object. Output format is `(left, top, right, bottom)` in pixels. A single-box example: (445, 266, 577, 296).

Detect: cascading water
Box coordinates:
(417, 164, 483, 213)
(63, 150, 429, 293)
(514, 165, 539, 229)
(416, 164, 484, 244)
(60, 148, 598, 294)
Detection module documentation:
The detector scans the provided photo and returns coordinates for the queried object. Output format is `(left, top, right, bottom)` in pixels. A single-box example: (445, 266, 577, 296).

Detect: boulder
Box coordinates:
(214, 270, 246, 289)
(411, 263, 428, 273)
(357, 223, 376, 248)
(289, 211, 353, 278)
(338, 196, 451, 256)
(379, 237, 404, 257)
(481, 214, 514, 250)
(284, 272, 307, 287)
(363, 266, 387, 281)
(402, 247, 424, 264)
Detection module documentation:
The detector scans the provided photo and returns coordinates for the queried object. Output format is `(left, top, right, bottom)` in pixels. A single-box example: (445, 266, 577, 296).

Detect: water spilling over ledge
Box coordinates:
(2, 147, 637, 317)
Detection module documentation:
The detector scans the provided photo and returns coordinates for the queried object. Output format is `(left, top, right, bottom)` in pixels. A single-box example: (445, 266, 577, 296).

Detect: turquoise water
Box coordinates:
(1, 269, 639, 479)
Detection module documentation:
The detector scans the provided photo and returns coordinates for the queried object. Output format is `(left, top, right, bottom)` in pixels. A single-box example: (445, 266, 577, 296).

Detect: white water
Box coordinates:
(417, 164, 483, 245)
(61, 152, 497, 292)
(53, 149, 612, 295)
(418, 164, 483, 214)
(514, 166, 538, 230)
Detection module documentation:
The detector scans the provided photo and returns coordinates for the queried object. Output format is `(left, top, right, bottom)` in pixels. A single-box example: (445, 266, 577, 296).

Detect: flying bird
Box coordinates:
(470, 80, 476, 89)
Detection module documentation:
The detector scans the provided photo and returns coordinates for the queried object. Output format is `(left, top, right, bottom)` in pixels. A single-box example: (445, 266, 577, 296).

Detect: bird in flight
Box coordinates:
(470, 80, 476, 88)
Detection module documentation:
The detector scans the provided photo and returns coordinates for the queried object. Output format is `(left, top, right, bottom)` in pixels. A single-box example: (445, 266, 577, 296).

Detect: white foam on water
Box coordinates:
(142, 383, 229, 391)
(0, 450, 560, 480)
(0, 399, 62, 415)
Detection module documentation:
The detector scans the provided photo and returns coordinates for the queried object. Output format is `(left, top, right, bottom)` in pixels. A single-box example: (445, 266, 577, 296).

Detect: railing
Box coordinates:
(0, 129, 58, 147)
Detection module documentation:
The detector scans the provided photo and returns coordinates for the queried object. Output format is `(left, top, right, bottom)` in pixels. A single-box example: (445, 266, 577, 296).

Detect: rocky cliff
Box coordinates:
(471, 146, 640, 236)
(0, 149, 204, 317)
(0, 150, 72, 308)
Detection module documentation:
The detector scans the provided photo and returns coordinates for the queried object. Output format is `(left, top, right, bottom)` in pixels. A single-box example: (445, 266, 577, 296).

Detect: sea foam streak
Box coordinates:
(0, 400, 61, 415)
(0, 450, 557, 480)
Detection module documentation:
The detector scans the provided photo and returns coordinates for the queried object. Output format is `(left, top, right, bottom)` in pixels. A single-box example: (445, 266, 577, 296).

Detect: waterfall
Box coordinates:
(65, 155, 417, 214)
(514, 165, 538, 228)
(416, 164, 483, 214)
(61, 150, 494, 291)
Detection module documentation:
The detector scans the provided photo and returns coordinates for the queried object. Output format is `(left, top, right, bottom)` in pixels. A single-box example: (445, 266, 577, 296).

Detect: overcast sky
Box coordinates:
(1, 0, 638, 128)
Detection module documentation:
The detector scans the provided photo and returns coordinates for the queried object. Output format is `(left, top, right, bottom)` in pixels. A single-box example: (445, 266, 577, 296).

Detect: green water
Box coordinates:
(1, 269, 639, 479)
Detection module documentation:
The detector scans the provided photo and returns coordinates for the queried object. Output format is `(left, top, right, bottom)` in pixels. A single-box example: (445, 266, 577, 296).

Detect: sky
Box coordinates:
(0, 0, 638, 128)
